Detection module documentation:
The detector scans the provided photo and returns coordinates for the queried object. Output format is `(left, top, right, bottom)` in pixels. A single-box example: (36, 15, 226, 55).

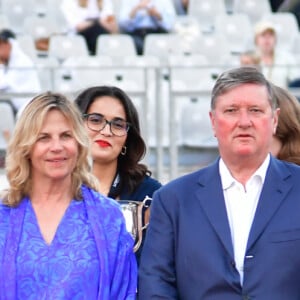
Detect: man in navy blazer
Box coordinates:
(139, 66, 300, 299)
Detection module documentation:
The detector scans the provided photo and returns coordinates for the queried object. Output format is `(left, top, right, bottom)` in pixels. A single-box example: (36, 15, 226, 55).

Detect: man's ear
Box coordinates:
(209, 111, 216, 137)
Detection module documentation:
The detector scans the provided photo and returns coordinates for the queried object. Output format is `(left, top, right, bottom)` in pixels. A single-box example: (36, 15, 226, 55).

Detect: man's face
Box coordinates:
(210, 83, 279, 163)
(0, 40, 11, 63)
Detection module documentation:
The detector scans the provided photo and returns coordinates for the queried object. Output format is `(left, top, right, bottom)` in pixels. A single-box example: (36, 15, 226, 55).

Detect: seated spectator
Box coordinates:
(119, 0, 176, 55)
(254, 21, 299, 88)
(0, 29, 41, 114)
(173, 0, 189, 15)
(61, 0, 119, 55)
(270, 83, 300, 165)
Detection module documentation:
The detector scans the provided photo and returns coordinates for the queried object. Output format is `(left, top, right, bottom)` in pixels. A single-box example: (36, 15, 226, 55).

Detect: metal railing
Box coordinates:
(2, 63, 300, 182)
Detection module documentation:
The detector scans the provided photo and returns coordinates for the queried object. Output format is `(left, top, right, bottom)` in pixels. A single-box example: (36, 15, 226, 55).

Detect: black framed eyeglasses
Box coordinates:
(83, 113, 130, 137)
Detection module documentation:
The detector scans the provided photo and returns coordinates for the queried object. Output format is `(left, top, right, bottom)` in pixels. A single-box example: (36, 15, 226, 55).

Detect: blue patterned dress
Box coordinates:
(0, 185, 137, 300)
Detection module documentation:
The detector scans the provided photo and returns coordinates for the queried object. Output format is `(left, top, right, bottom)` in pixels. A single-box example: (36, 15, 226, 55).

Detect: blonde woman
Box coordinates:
(0, 92, 137, 299)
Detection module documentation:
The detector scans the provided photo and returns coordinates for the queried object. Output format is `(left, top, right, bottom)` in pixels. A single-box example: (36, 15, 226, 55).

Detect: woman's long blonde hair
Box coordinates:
(3, 92, 99, 207)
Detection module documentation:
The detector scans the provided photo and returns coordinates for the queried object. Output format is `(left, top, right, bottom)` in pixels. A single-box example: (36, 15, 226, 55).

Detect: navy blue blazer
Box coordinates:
(139, 157, 300, 299)
(119, 175, 162, 201)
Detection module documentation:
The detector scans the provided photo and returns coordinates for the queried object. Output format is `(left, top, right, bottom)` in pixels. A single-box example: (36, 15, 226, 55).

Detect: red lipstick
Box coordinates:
(96, 140, 111, 147)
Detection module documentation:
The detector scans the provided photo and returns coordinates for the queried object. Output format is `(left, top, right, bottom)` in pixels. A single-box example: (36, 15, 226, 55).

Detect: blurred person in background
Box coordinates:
(254, 21, 298, 88)
(61, 0, 119, 55)
(0, 92, 137, 299)
(270, 83, 300, 165)
(0, 29, 41, 114)
(74, 85, 162, 262)
(119, 0, 176, 54)
(239, 50, 261, 68)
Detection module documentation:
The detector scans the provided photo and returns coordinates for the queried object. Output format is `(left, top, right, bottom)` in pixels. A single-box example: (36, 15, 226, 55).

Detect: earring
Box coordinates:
(121, 146, 127, 156)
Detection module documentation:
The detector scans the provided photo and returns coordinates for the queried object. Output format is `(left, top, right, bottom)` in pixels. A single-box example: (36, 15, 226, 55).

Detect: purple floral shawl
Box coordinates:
(0, 185, 137, 299)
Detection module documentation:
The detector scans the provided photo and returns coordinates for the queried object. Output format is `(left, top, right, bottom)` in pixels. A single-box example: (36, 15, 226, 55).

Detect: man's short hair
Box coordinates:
(211, 66, 275, 110)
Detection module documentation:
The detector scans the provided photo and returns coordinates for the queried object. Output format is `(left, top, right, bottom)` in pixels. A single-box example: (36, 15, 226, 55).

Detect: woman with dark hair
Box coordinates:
(270, 84, 300, 165)
(74, 86, 162, 260)
(75, 85, 161, 199)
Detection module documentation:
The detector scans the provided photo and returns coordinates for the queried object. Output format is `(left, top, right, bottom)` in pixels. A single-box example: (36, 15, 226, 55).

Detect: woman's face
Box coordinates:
(85, 96, 128, 165)
(30, 109, 79, 183)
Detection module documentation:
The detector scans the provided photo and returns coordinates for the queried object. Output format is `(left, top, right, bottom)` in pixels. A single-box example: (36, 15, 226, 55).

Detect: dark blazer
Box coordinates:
(139, 156, 300, 299)
(120, 175, 162, 201)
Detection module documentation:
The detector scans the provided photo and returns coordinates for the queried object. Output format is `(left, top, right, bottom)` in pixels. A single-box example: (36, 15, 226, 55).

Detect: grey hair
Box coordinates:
(211, 66, 275, 110)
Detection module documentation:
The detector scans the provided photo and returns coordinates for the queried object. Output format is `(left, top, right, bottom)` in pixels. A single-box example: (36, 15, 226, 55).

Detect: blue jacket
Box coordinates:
(139, 157, 300, 299)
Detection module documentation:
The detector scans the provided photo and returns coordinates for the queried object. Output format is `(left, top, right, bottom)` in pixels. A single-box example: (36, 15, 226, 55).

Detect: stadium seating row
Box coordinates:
(0, 6, 295, 62)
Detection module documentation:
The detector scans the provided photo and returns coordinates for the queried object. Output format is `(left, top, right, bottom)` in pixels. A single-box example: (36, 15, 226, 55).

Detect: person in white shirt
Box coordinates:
(0, 29, 41, 114)
(61, 0, 119, 55)
(254, 20, 299, 88)
(119, 0, 176, 54)
(139, 66, 300, 299)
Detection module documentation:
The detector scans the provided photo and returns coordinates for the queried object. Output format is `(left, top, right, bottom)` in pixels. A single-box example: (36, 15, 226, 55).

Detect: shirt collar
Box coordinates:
(219, 154, 270, 190)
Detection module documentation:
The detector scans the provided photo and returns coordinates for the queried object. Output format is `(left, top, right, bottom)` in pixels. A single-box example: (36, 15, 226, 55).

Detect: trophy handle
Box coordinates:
(141, 195, 152, 230)
(133, 195, 152, 252)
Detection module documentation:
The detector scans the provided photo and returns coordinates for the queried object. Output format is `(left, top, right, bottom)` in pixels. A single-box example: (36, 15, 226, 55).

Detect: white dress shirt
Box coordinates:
(219, 154, 270, 284)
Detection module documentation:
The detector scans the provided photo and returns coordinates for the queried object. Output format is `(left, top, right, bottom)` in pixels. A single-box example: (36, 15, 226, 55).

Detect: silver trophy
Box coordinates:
(118, 196, 152, 252)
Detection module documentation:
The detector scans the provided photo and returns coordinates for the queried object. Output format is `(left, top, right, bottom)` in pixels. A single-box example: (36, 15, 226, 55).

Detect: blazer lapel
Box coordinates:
(195, 160, 234, 258)
(246, 157, 293, 251)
